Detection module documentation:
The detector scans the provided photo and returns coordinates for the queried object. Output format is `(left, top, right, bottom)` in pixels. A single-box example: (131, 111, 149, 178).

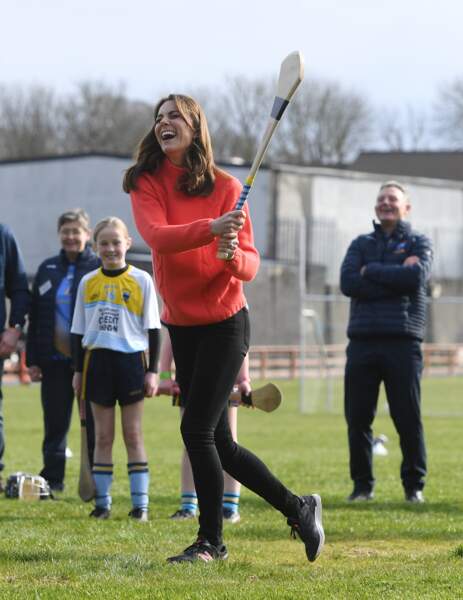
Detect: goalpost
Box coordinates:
(298, 218, 337, 414)
(299, 307, 335, 414)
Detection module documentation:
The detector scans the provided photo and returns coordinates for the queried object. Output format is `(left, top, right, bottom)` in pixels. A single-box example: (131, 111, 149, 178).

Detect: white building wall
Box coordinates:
(7, 155, 462, 283)
(312, 174, 463, 285)
(3, 156, 463, 343)
(1, 156, 271, 276)
(274, 166, 463, 286)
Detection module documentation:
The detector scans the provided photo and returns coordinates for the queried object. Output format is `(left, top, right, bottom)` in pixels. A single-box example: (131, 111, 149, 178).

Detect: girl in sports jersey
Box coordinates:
(71, 217, 161, 522)
(124, 94, 324, 563)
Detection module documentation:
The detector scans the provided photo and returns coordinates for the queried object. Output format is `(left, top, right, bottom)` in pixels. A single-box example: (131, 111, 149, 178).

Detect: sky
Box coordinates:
(1, 0, 463, 114)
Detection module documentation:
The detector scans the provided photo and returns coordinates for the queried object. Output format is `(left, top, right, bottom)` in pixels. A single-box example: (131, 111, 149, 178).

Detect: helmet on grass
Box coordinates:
(4, 472, 52, 500)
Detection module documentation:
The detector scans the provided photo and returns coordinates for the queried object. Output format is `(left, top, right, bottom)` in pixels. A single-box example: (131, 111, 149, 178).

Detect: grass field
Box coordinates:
(1, 378, 463, 599)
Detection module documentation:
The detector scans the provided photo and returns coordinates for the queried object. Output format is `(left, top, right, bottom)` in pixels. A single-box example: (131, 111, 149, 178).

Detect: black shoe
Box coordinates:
(347, 488, 374, 502)
(167, 539, 228, 563)
(287, 494, 325, 562)
(170, 508, 196, 520)
(128, 507, 149, 522)
(89, 507, 111, 519)
(49, 482, 64, 493)
(405, 490, 425, 504)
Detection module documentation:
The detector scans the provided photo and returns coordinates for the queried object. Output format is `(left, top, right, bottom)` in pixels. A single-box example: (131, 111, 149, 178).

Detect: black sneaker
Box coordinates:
(405, 489, 425, 504)
(128, 507, 149, 522)
(89, 507, 111, 519)
(287, 494, 324, 562)
(49, 482, 65, 493)
(170, 508, 196, 520)
(347, 488, 374, 502)
(167, 539, 228, 563)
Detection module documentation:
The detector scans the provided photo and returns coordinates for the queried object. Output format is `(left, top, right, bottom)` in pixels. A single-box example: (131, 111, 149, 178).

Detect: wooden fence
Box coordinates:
(249, 343, 463, 379)
(3, 343, 463, 383)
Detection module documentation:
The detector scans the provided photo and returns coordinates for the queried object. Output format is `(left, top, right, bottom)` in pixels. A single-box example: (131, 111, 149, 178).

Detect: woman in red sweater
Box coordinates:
(123, 94, 324, 564)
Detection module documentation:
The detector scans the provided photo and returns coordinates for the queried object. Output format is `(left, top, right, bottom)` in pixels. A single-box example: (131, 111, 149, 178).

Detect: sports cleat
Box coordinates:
(287, 494, 325, 562)
(347, 488, 374, 502)
(89, 506, 111, 519)
(223, 507, 241, 524)
(405, 489, 425, 504)
(167, 539, 228, 563)
(128, 507, 149, 522)
(170, 508, 196, 520)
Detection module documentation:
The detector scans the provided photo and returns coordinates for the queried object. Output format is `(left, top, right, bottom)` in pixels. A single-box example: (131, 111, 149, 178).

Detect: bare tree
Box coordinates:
(0, 82, 154, 159)
(217, 77, 274, 161)
(434, 78, 463, 147)
(192, 78, 274, 162)
(0, 85, 61, 159)
(378, 106, 429, 151)
(59, 81, 153, 154)
(277, 79, 373, 164)
(194, 77, 372, 165)
(0, 77, 373, 165)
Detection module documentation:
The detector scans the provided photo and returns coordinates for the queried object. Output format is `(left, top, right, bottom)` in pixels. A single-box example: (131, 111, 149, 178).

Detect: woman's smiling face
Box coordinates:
(154, 99, 194, 166)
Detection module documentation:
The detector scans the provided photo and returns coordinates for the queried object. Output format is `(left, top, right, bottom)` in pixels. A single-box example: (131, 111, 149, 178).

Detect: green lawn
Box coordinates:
(0, 378, 462, 599)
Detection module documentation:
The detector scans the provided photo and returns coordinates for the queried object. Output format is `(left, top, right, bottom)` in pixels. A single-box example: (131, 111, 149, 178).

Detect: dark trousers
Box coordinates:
(0, 360, 4, 472)
(344, 338, 426, 492)
(168, 308, 297, 546)
(40, 361, 95, 488)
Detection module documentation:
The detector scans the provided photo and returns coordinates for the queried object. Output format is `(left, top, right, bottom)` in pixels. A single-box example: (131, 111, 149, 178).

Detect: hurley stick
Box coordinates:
(171, 382, 282, 413)
(217, 50, 304, 259)
(229, 382, 282, 412)
(78, 393, 96, 502)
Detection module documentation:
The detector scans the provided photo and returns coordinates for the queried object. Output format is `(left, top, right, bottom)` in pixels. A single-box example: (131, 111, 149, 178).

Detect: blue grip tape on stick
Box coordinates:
(235, 179, 254, 210)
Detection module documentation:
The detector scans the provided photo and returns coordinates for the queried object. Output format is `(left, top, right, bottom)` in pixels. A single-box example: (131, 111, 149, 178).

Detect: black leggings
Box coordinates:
(168, 308, 298, 546)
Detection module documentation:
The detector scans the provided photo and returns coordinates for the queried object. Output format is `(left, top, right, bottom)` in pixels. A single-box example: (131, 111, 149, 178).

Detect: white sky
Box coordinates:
(1, 0, 462, 112)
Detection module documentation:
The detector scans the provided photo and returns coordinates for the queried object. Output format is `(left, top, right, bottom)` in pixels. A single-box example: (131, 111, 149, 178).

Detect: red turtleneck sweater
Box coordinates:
(130, 159, 260, 325)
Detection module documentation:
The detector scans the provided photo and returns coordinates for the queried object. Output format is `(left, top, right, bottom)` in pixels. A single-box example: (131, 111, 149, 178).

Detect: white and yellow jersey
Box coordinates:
(71, 265, 160, 353)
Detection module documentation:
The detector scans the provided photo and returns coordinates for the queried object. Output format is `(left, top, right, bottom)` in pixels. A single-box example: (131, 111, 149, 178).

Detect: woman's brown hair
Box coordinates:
(123, 94, 216, 196)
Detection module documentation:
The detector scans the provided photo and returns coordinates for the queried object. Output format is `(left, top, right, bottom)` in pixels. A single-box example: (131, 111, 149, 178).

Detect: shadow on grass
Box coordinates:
(325, 498, 463, 514)
(329, 530, 463, 543)
(0, 515, 59, 523)
(0, 548, 159, 572)
(0, 549, 60, 562)
(227, 523, 291, 542)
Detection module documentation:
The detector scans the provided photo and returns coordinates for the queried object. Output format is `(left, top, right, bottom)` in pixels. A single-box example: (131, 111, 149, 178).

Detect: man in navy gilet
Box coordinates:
(340, 181, 433, 503)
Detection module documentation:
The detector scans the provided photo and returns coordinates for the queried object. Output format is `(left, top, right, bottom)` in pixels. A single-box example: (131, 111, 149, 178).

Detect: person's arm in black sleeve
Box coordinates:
(340, 238, 395, 299)
(71, 333, 85, 372)
(147, 328, 160, 372)
(4, 226, 30, 328)
(363, 234, 433, 293)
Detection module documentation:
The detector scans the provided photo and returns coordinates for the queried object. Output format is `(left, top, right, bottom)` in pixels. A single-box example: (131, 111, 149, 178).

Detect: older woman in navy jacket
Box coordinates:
(26, 209, 100, 492)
